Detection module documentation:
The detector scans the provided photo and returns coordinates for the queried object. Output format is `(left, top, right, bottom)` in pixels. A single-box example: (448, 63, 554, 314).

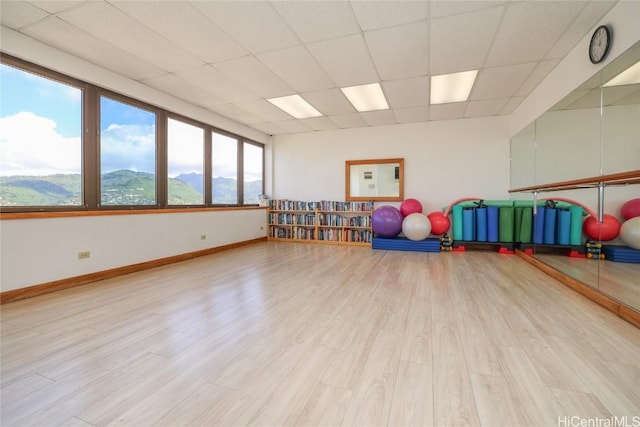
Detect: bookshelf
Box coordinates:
(268, 200, 373, 246)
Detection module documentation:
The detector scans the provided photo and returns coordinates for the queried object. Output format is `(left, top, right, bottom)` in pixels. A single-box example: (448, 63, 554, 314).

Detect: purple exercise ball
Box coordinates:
(372, 205, 403, 238)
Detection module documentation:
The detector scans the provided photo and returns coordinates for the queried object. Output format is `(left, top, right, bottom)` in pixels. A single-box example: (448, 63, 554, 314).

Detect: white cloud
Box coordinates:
(167, 119, 204, 178)
(100, 123, 156, 173)
(0, 112, 81, 176)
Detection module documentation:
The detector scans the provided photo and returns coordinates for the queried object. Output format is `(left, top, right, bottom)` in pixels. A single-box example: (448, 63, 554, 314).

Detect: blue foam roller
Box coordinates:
(557, 209, 571, 245)
(533, 207, 545, 244)
(487, 206, 499, 242)
(452, 205, 463, 241)
(462, 208, 475, 241)
(544, 208, 557, 245)
(476, 207, 487, 242)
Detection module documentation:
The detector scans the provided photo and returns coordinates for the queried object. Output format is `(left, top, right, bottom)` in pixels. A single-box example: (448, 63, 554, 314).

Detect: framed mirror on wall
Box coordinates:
(345, 158, 404, 201)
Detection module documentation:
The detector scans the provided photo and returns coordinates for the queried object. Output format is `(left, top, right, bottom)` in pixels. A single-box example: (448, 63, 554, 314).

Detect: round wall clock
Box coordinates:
(589, 25, 611, 64)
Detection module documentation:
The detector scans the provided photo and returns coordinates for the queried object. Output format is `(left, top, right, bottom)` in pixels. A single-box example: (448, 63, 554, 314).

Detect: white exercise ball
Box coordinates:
(402, 213, 432, 241)
(620, 217, 640, 250)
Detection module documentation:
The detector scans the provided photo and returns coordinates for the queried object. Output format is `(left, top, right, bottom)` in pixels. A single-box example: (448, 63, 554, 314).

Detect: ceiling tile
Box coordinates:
(515, 59, 560, 97)
(141, 74, 226, 108)
(110, 1, 247, 64)
(56, 1, 204, 72)
(545, 1, 616, 60)
(270, 119, 313, 134)
(233, 99, 293, 123)
(257, 46, 334, 93)
(328, 113, 368, 129)
(430, 1, 506, 18)
(307, 34, 379, 87)
(1, 1, 49, 29)
(272, 1, 360, 43)
(360, 109, 397, 126)
(302, 89, 356, 116)
(206, 103, 262, 126)
(485, 1, 586, 67)
(430, 6, 505, 75)
(22, 16, 165, 81)
(471, 63, 537, 100)
(429, 103, 467, 121)
(299, 116, 339, 131)
(364, 21, 429, 80)
(213, 56, 294, 99)
(351, 1, 429, 31)
(382, 77, 429, 109)
(173, 65, 259, 104)
(27, 1, 84, 14)
(465, 98, 509, 118)
(190, 1, 298, 54)
(250, 122, 287, 136)
(602, 85, 640, 106)
(500, 96, 525, 115)
(394, 106, 429, 124)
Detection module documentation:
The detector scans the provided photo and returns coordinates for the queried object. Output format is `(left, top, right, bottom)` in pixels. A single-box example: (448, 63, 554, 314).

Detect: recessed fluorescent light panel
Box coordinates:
(602, 60, 640, 87)
(340, 83, 389, 112)
(267, 94, 322, 119)
(430, 70, 478, 104)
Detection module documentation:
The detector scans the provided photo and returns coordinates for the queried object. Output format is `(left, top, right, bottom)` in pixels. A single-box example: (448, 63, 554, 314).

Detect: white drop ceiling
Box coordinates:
(0, 0, 619, 135)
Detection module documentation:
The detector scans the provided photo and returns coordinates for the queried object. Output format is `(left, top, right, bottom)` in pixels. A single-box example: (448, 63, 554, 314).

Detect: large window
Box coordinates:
(0, 55, 264, 212)
(0, 63, 83, 207)
(212, 131, 238, 205)
(100, 96, 157, 206)
(243, 142, 264, 205)
(167, 118, 204, 205)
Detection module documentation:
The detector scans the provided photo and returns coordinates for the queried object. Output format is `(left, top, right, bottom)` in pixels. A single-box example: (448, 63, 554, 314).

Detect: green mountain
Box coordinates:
(0, 170, 261, 206)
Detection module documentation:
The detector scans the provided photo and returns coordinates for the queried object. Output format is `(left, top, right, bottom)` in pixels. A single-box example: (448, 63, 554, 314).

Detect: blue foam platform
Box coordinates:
(602, 245, 640, 263)
(372, 237, 441, 253)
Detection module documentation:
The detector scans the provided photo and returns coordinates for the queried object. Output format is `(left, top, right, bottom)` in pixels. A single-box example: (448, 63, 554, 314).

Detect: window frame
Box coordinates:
(0, 54, 265, 213)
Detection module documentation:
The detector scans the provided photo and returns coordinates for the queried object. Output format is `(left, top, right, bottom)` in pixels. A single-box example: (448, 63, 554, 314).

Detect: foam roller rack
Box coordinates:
(519, 243, 586, 258)
(372, 237, 441, 253)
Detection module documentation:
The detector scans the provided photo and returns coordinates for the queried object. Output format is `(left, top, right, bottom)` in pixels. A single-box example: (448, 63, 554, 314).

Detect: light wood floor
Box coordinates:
(1, 242, 639, 427)
(535, 254, 640, 310)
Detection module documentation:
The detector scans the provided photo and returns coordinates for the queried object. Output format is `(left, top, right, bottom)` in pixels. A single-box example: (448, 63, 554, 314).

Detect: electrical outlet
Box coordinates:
(200, 235, 206, 240)
(78, 251, 90, 259)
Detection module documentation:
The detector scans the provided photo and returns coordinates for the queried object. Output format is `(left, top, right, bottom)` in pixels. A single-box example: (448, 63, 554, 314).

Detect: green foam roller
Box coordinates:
(499, 207, 514, 243)
(569, 206, 584, 245)
(520, 207, 533, 243)
(452, 205, 463, 241)
(514, 207, 523, 243)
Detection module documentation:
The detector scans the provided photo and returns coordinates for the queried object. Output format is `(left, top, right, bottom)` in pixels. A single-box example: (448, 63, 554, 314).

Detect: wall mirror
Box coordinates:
(345, 158, 404, 201)
(510, 40, 640, 314)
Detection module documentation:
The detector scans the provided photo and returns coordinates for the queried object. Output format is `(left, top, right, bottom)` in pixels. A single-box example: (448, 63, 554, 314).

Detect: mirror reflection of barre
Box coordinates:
(346, 158, 404, 201)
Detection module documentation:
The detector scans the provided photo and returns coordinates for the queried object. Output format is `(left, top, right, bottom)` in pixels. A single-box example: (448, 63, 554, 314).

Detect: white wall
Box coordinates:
(272, 116, 511, 214)
(0, 209, 267, 292)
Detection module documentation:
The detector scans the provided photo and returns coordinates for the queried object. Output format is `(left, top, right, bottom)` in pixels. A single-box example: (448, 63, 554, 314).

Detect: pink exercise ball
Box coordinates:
(400, 198, 422, 217)
(583, 214, 621, 241)
(427, 211, 450, 235)
(621, 198, 640, 220)
(620, 217, 640, 250)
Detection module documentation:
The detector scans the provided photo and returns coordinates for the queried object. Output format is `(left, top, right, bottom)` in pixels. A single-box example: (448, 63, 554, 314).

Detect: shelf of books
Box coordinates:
(267, 199, 373, 246)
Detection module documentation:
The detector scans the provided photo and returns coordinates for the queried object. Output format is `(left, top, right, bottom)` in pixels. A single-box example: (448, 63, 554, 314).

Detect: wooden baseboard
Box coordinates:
(515, 249, 640, 329)
(0, 237, 267, 304)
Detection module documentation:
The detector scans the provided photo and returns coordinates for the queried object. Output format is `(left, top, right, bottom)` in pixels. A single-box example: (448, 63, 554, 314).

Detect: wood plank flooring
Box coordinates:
(1, 242, 639, 426)
(535, 254, 640, 309)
